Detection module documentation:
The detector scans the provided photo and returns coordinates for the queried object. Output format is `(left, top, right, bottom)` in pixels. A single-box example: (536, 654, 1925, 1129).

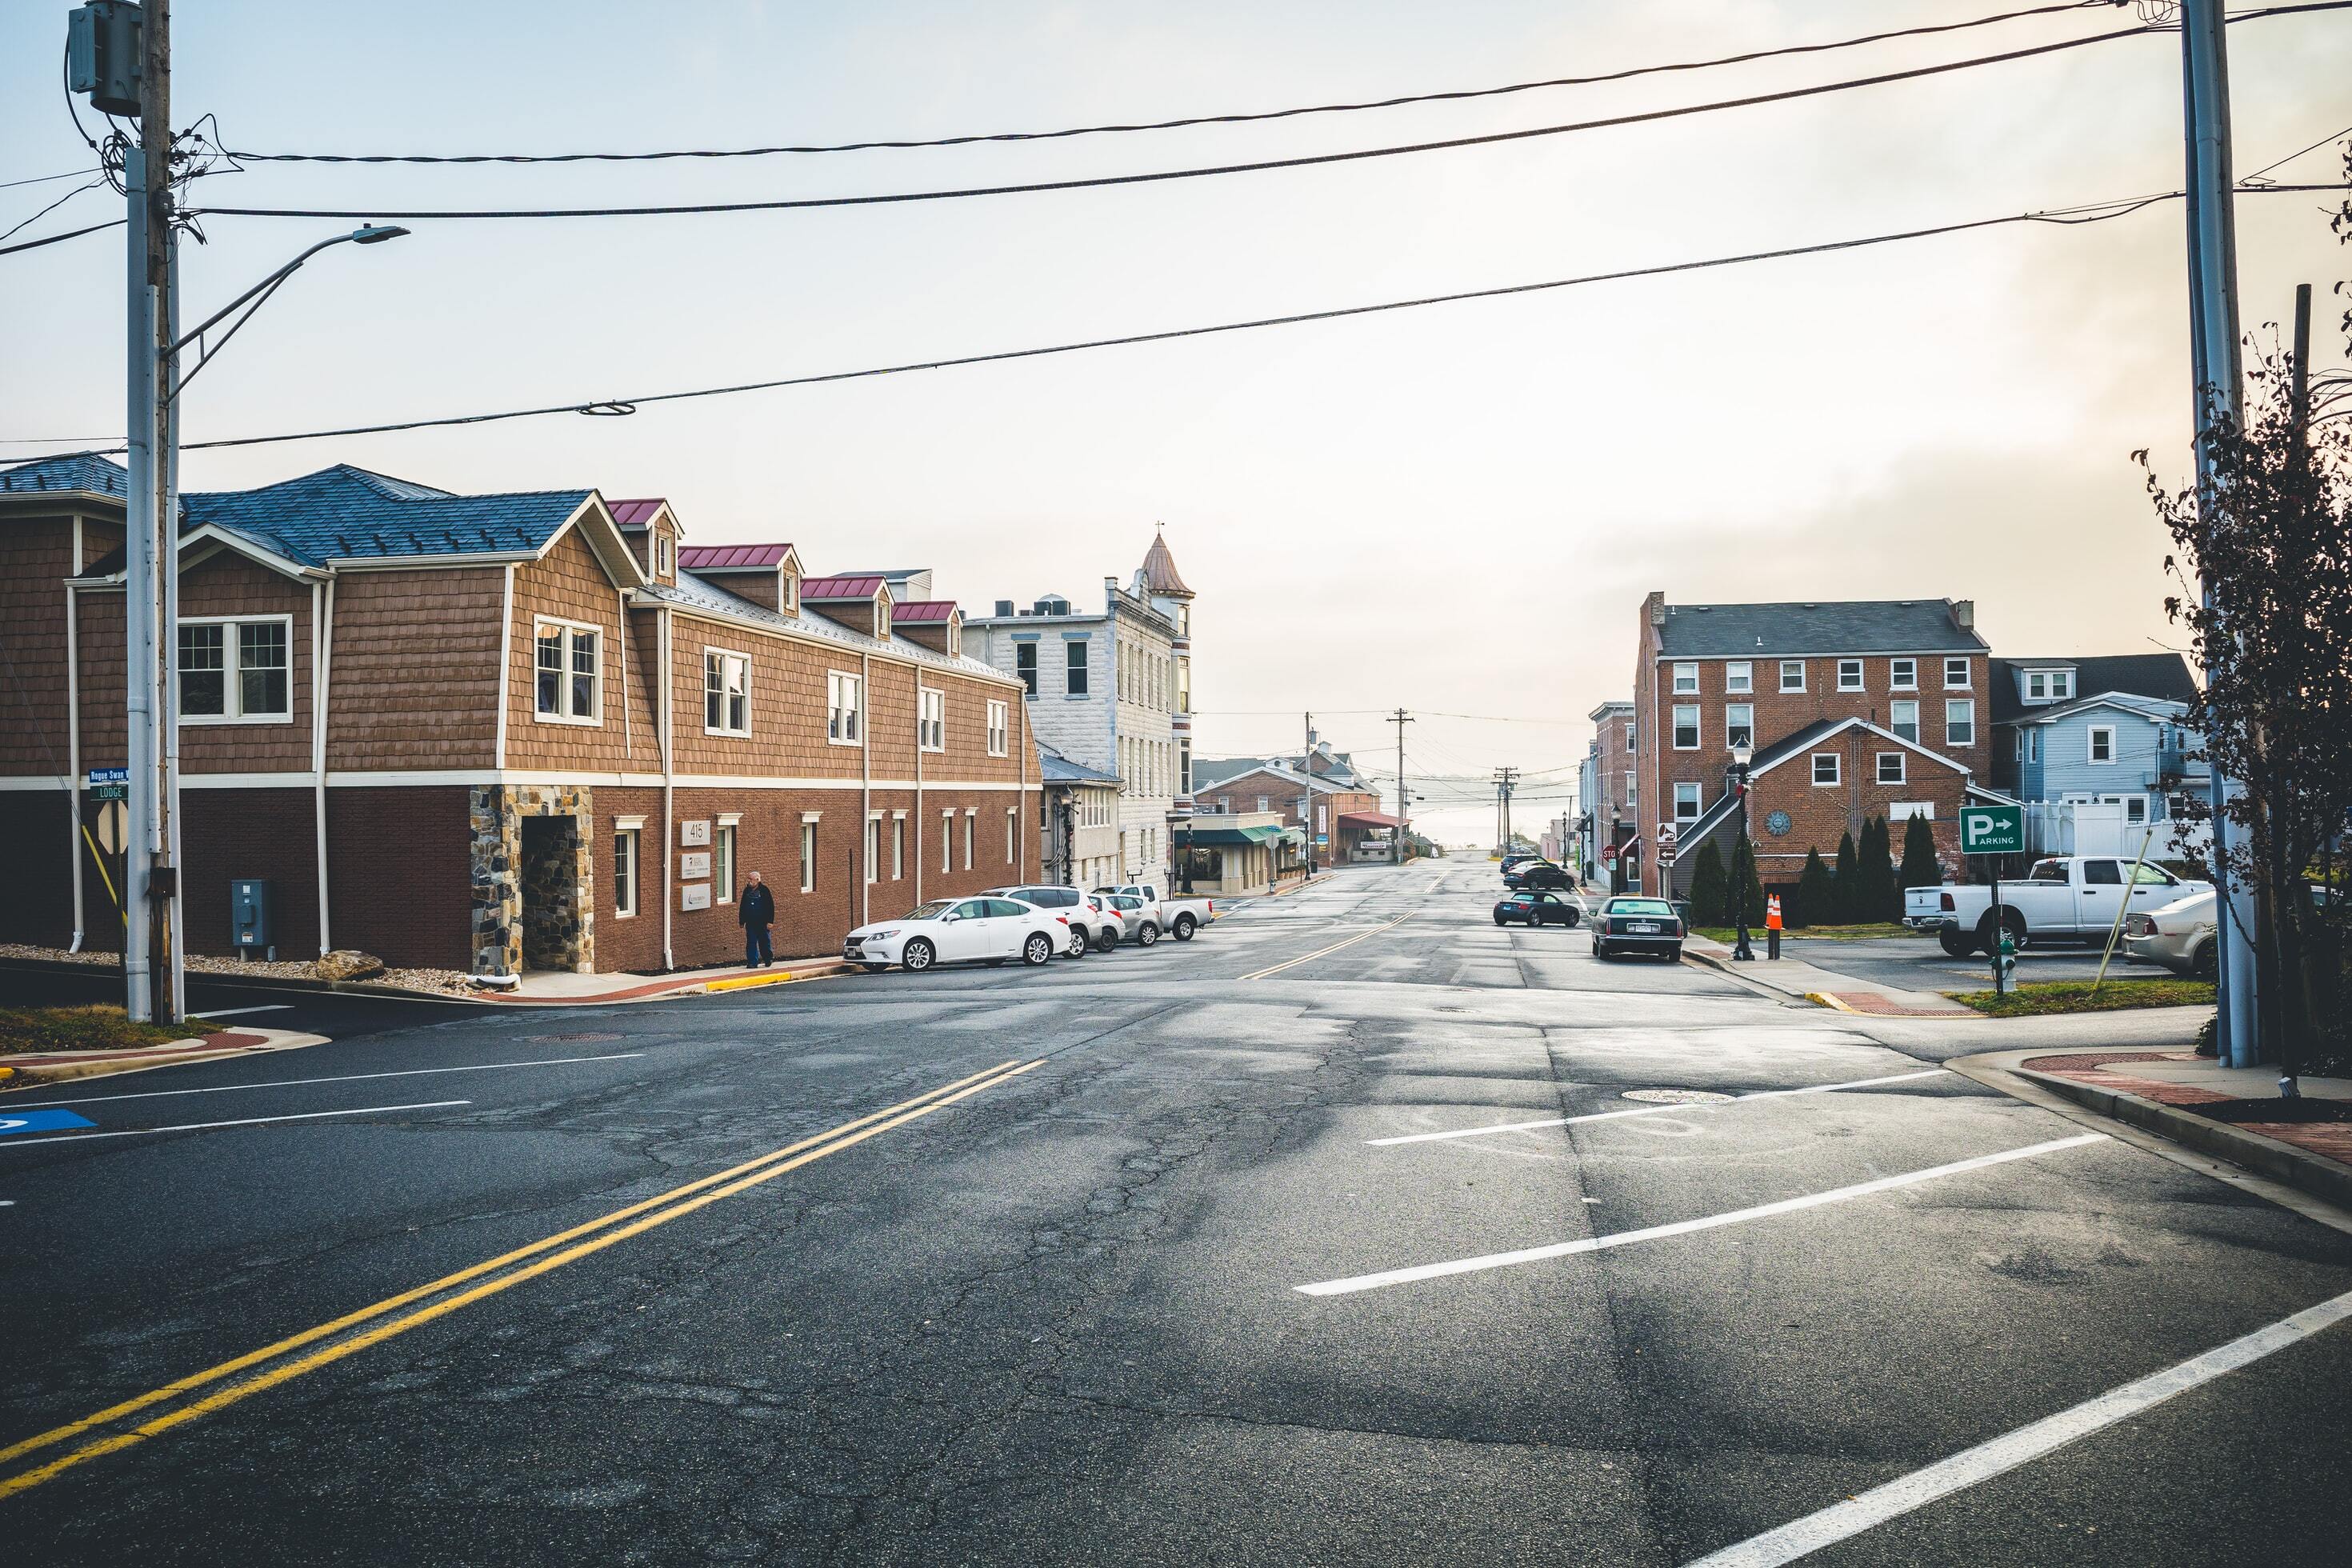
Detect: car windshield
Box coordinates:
(903, 901, 952, 921)
(1610, 899, 1675, 916)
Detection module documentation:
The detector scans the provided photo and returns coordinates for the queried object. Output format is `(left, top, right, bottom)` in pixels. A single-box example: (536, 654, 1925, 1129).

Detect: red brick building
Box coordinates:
(1194, 764, 1385, 863)
(0, 456, 1039, 977)
(1628, 592, 2007, 896)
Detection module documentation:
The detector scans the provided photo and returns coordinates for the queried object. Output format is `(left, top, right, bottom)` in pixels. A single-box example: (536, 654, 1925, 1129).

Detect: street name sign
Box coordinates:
(1960, 804, 2023, 855)
(86, 766, 127, 801)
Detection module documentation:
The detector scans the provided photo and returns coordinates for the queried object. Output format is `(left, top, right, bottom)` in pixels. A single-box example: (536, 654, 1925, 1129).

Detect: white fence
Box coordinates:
(2021, 800, 2210, 862)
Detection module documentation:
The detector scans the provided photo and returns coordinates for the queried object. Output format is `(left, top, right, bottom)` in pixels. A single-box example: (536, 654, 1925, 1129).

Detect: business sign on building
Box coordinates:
(679, 819, 710, 846)
(680, 882, 712, 911)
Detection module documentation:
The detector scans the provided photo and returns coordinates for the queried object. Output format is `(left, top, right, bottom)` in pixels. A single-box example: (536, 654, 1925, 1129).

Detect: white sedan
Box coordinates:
(844, 896, 1066, 973)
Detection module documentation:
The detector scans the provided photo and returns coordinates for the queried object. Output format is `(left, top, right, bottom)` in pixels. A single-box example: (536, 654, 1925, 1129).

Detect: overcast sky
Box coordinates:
(4, 1, 2346, 844)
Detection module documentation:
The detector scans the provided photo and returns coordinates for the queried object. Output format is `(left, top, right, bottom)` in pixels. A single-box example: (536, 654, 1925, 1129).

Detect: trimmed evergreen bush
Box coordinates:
(1729, 834, 1766, 932)
(1796, 848, 1834, 929)
(1833, 830, 1860, 923)
(1898, 813, 1942, 898)
(1686, 841, 1728, 926)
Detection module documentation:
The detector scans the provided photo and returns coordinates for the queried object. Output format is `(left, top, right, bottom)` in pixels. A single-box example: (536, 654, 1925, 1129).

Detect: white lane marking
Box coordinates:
(0, 1101, 471, 1148)
(1685, 1284, 2352, 1566)
(2, 1053, 645, 1110)
(1295, 1133, 2105, 1296)
(1239, 911, 1416, 982)
(186, 1005, 295, 1020)
(1367, 1070, 1946, 1146)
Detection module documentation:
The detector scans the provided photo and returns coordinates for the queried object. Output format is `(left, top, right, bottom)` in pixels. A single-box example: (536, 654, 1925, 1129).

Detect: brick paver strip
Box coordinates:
(2020, 1052, 2352, 1175)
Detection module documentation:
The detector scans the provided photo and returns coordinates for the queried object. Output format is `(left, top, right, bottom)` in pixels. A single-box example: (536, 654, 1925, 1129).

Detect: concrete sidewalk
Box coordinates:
(1683, 934, 1977, 1017)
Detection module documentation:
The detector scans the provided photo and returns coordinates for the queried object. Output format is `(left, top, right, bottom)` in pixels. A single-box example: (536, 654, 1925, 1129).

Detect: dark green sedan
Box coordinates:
(1493, 890, 1582, 928)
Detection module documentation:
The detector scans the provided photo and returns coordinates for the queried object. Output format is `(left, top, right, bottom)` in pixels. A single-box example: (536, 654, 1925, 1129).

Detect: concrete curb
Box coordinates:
(0, 954, 854, 1010)
(1681, 946, 1829, 1006)
(0, 955, 485, 1006)
(1, 1026, 332, 1091)
(1948, 1046, 2352, 1230)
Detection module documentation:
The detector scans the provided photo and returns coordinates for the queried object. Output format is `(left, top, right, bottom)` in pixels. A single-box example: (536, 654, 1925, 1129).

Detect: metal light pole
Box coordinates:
(1729, 742, 1755, 961)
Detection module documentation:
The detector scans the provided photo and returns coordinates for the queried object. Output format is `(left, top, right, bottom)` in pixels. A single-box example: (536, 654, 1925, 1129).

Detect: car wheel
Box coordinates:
(1494, 914, 1508, 927)
(1593, 941, 1610, 960)
(1563, 908, 1582, 927)
(1067, 927, 1090, 958)
(1976, 910, 2030, 954)
(902, 938, 935, 972)
(1174, 914, 1197, 940)
(1137, 922, 1161, 947)
(1023, 932, 1054, 966)
(1937, 925, 1978, 959)
(1094, 926, 1118, 953)
(1667, 945, 1683, 962)
(2191, 939, 2217, 980)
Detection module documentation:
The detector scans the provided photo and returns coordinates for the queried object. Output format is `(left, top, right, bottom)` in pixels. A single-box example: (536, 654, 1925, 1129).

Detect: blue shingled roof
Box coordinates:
(2, 455, 590, 567)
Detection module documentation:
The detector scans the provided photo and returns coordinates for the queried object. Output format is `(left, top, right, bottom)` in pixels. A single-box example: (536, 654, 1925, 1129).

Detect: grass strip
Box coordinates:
(0, 1005, 194, 1056)
(1946, 979, 2217, 1018)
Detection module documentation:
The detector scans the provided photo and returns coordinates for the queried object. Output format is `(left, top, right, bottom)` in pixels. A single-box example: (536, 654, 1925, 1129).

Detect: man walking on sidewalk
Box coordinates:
(739, 870, 776, 967)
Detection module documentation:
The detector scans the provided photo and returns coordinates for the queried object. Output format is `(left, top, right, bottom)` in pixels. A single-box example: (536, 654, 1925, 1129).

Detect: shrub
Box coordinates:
(1686, 841, 1728, 926)
(1899, 813, 1942, 896)
(1833, 830, 1860, 923)
(1796, 848, 1834, 929)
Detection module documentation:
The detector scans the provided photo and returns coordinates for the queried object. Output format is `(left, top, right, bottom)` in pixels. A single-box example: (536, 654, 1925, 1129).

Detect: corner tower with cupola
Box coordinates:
(1134, 529, 1195, 817)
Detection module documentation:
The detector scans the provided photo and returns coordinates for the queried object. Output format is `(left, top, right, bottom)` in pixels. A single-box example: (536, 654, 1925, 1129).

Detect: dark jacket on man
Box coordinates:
(738, 882, 776, 928)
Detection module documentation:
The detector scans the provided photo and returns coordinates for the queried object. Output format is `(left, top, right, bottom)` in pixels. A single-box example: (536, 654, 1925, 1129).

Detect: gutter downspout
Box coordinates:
(66, 516, 85, 952)
(313, 574, 335, 954)
(659, 604, 674, 970)
(494, 565, 515, 769)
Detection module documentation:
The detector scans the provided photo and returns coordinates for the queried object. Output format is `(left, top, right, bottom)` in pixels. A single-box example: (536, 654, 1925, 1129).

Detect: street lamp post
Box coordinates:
(1729, 742, 1755, 962)
(1609, 808, 1624, 894)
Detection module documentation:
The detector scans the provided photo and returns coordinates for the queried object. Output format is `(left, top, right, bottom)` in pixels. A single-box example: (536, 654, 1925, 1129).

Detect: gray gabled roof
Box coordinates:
(1655, 598, 1986, 658)
(1038, 742, 1119, 786)
(1990, 654, 2198, 723)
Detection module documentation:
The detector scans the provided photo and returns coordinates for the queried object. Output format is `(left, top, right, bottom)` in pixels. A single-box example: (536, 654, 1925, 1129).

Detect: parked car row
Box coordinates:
(842, 882, 1218, 973)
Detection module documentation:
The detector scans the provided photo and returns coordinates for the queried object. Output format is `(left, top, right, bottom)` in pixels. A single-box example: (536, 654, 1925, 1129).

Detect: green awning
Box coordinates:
(1179, 823, 1286, 846)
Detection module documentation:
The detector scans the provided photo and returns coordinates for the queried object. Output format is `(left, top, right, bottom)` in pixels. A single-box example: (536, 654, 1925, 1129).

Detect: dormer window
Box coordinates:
(655, 532, 674, 580)
(782, 570, 799, 617)
(2024, 669, 2073, 702)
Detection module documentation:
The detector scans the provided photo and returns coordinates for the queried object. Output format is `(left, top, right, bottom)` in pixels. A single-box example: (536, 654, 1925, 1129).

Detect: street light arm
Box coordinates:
(165, 224, 408, 360)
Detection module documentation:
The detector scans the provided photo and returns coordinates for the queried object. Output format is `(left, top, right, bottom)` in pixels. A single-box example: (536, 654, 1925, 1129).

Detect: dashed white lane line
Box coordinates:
(1683, 1283, 2352, 1566)
(186, 1005, 295, 1020)
(0, 1101, 471, 1149)
(2, 1053, 645, 1111)
(1366, 1069, 1946, 1146)
(1294, 1133, 2105, 1296)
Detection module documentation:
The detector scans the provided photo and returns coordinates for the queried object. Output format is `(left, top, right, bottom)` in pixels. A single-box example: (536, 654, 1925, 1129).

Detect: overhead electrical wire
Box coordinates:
(8, 182, 2336, 462)
(0, 216, 126, 257)
(221, 1, 2126, 166)
(181, 4, 2352, 225)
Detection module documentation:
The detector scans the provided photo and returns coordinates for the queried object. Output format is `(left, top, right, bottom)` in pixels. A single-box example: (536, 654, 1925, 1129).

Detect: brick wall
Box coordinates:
(326, 786, 474, 970)
(180, 787, 319, 956)
(0, 792, 77, 947)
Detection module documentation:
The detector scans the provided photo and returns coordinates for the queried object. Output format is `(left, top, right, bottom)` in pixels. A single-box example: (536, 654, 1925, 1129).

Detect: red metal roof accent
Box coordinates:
(890, 599, 959, 622)
(679, 542, 794, 570)
(799, 574, 886, 599)
(1337, 811, 1401, 828)
(1138, 528, 1192, 596)
(608, 498, 666, 528)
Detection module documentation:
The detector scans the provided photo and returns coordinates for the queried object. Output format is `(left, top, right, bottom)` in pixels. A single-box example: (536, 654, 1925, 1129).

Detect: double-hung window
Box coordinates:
(1890, 658, 1917, 690)
(1015, 642, 1038, 695)
(1726, 661, 1753, 694)
(1780, 660, 1806, 693)
(891, 815, 905, 879)
(962, 811, 974, 870)
(918, 688, 946, 751)
(178, 616, 292, 723)
(1876, 752, 1906, 785)
(2088, 724, 2116, 764)
(1890, 700, 1919, 742)
(534, 619, 601, 724)
(1672, 662, 1699, 695)
(1066, 639, 1089, 695)
(1006, 806, 1017, 864)
(1674, 782, 1701, 822)
(1671, 705, 1700, 750)
(986, 700, 1010, 757)
(714, 822, 736, 902)
(703, 650, 750, 736)
(799, 819, 818, 892)
(614, 826, 639, 917)
(1813, 753, 1841, 786)
(1725, 704, 1754, 750)
(1945, 698, 1976, 746)
(826, 671, 862, 744)
(1944, 657, 1971, 689)
(1838, 659, 1864, 692)
(942, 810, 954, 872)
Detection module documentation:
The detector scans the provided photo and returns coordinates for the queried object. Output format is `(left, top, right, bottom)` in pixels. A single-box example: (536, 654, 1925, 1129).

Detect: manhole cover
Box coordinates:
(530, 1032, 624, 1043)
(1621, 1088, 1734, 1105)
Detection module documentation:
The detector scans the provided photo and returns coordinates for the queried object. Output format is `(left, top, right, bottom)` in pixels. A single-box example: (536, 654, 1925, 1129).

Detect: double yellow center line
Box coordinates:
(1239, 911, 1415, 982)
(0, 1057, 1042, 1500)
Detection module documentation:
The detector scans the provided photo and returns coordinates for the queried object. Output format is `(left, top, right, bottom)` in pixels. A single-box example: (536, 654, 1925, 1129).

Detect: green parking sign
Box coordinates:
(1960, 803, 2022, 855)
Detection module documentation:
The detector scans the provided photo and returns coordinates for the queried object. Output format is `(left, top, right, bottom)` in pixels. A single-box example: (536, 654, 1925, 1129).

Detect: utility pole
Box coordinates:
(1491, 767, 1520, 853)
(2180, 0, 2257, 1066)
(1302, 710, 1315, 877)
(1389, 709, 1413, 863)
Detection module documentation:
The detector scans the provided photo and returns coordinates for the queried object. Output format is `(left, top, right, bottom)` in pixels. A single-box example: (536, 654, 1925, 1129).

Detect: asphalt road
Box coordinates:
(0, 963, 493, 1041)
(3, 862, 2347, 1565)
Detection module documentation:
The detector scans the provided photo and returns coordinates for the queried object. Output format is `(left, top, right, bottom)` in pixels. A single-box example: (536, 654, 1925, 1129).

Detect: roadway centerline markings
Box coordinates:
(1294, 1133, 2106, 1296)
(1684, 1283, 2352, 1566)
(1366, 1069, 1947, 1146)
(0, 1102, 472, 1148)
(0, 1057, 1042, 1499)
(2, 1053, 647, 1111)
(1239, 911, 1416, 981)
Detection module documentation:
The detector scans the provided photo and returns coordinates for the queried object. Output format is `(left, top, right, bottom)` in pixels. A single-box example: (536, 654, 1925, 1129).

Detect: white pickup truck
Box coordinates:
(1905, 855, 2210, 958)
(1093, 883, 1218, 942)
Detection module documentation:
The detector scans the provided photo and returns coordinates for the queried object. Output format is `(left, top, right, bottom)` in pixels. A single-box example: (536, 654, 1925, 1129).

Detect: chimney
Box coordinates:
(1951, 598, 1975, 630)
(1644, 590, 1667, 628)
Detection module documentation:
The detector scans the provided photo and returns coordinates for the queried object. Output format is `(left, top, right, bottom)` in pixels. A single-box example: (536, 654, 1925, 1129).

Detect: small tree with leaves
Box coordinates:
(1899, 813, 1942, 898)
(1796, 848, 1835, 929)
(1686, 840, 1729, 926)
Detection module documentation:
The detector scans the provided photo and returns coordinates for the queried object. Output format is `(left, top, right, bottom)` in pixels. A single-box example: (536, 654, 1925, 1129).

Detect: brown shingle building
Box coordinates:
(0, 457, 1039, 977)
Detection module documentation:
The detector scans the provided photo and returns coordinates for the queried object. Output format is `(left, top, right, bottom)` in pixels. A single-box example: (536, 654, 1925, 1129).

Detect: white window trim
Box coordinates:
(1671, 662, 1699, 694)
(1945, 698, 1977, 747)
(1889, 658, 1917, 691)
(1725, 704, 1754, 749)
(1671, 704, 1701, 751)
(1006, 805, 1018, 864)
(986, 698, 1010, 758)
(1780, 660, 1806, 694)
(178, 613, 297, 726)
(798, 816, 819, 894)
(962, 806, 975, 870)
(714, 819, 737, 903)
(2087, 724, 2117, 765)
(1944, 656, 1972, 690)
(533, 615, 604, 727)
(702, 646, 753, 738)
(918, 686, 946, 753)
(1725, 661, 1753, 694)
(1889, 699, 1920, 742)
(866, 811, 882, 884)
(826, 669, 864, 747)
(1812, 753, 1842, 786)
(1838, 659, 1865, 692)
(1673, 782, 1702, 822)
(614, 826, 641, 918)
(1875, 752, 1907, 785)
(942, 810, 954, 873)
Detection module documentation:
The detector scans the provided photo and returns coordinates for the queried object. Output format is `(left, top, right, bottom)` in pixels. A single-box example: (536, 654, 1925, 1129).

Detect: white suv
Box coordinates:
(986, 885, 1113, 957)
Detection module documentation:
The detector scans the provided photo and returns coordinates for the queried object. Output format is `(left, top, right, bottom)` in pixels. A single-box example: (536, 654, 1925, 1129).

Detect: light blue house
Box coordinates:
(2010, 692, 2208, 831)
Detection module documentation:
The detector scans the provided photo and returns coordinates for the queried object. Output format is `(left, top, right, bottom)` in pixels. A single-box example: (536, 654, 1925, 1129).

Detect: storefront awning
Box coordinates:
(1181, 823, 1288, 846)
(1337, 811, 1400, 829)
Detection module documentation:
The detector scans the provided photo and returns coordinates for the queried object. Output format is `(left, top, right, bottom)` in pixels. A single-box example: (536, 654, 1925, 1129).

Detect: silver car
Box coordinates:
(2126, 883, 2334, 978)
(1099, 892, 1163, 948)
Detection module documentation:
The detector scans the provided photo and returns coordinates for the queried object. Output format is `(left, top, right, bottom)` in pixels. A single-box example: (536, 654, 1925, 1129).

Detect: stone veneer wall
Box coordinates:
(470, 783, 596, 976)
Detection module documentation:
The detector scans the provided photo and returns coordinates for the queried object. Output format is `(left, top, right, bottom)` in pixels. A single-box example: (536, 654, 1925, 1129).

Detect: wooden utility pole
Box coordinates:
(1390, 709, 1413, 863)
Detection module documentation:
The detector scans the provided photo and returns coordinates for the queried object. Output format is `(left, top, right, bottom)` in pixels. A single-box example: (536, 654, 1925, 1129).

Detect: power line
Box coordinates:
(219, 2, 2122, 166)
(0, 216, 126, 258)
(186, 7, 2352, 226)
(0, 166, 103, 190)
(33, 182, 2334, 465)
